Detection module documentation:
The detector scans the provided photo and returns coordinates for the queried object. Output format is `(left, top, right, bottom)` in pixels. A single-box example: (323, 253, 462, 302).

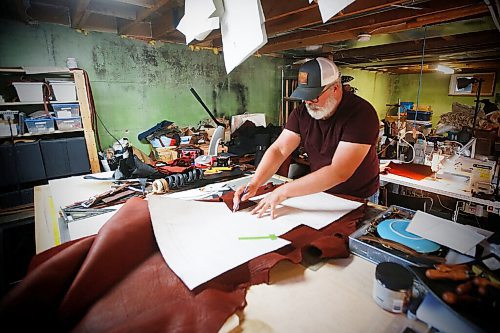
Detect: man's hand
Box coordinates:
(251, 185, 288, 219)
(232, 182, 257, 212)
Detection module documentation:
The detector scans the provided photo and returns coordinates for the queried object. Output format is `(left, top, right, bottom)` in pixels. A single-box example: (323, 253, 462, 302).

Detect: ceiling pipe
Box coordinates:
(484, 0, 500, 32)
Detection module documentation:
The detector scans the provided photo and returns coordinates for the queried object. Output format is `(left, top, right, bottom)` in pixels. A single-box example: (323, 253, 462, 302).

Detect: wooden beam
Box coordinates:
(80, 13, 118, 33)
(118, 0, 172, 35)
(108, 0, 155, 8)
(27, 2, 71, 26)
(197, 0, 413, 47)
(333, 30, 500, 61)
(87, 1, 137, 20)
(151, 7, 183, 39)
(259, 1, 488, 54)
(72, 0, 92, 28)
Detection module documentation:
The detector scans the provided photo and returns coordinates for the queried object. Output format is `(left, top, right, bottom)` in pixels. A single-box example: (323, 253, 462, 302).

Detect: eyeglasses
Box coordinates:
(307, 85, 332, 103)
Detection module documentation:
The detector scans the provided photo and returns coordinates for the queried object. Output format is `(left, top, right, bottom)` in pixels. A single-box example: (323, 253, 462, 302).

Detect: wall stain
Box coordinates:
(213, 81, 248, 116)
(92, 46, 107, 77)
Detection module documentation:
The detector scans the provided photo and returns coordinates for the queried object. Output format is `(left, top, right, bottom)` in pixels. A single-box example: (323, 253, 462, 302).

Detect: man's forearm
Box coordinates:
(280, 164, 348, 198)
(251, 146, 288, 187)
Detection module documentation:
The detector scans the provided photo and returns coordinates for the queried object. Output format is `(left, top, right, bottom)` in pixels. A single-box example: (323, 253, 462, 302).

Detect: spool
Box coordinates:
(152, 178, 169, 194)
(372, 262, 413, 313)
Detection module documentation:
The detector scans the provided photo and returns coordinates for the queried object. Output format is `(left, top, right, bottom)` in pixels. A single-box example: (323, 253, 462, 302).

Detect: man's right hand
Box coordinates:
(232, 182, 257, 212)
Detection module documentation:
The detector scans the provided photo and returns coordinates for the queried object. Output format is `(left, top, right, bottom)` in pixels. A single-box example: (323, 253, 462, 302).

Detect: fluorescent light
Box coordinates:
(436, 64, 454, 74)
(357, 33, 371, 42)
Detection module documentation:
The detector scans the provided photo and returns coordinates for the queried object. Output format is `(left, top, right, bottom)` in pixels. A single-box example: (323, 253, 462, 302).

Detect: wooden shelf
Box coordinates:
(0, 100, 78, 106)
(1, 129, 84, 140)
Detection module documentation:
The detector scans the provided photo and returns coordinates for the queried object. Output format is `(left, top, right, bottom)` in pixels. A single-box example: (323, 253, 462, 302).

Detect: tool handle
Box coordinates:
(426, 269, 470, 281)
(190, 88, 225, 128)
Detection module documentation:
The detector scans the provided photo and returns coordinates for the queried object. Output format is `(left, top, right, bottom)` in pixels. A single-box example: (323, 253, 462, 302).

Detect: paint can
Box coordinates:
(372, 262, 413, 313)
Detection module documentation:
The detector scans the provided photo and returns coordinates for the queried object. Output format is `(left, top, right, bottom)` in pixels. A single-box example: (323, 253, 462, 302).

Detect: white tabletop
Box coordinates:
(380, 172, 500, 209)
(33, 174, 428, 333)
(239, 255, 426, 332)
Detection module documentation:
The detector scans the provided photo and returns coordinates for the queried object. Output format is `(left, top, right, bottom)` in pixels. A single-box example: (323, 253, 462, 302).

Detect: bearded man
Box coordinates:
(233, 57, 380, 219)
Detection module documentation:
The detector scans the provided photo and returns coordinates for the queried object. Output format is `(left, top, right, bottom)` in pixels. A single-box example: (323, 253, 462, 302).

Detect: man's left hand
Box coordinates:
(251, 186, 288, 219)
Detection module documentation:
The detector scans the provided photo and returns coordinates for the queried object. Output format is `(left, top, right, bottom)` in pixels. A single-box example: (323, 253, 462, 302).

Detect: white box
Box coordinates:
(12, 82, 44, 102)
(50, 82, 77, 101)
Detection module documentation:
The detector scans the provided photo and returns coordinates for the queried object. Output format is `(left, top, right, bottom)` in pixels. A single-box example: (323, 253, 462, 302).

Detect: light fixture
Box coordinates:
(436, 64, 454, 74)
(357, 33, 371, 42)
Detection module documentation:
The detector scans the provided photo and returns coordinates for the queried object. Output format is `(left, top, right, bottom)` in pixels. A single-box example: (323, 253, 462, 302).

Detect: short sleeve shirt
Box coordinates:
(285, 92, 380, 198)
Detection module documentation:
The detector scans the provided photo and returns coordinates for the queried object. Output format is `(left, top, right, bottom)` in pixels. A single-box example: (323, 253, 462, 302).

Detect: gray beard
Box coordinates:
(305, 96, 337, 120)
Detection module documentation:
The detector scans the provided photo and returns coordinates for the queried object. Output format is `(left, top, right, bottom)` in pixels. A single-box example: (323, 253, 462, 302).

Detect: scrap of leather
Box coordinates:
(198, 182, 280, 212)
(0, 196, 366, 333)
(387, 161, 433, 180)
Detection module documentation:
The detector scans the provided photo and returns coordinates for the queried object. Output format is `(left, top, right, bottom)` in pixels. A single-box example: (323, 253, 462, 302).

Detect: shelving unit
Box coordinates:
(0, 67, 100, 209)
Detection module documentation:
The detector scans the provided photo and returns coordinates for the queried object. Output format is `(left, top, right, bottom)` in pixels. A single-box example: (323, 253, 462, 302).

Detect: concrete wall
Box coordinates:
(0, 19, 284, 151)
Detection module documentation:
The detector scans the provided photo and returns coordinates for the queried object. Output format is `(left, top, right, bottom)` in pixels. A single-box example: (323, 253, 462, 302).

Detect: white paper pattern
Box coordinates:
(220, 0, 267, 74)
(317, 0, 355, 23)
(148, 192, 362, 289)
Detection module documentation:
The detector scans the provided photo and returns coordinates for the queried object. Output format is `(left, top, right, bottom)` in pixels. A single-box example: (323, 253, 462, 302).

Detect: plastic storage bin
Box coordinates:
(12, 82, 44, 102)
(406, 110, 432, 121)
(52, 103, 80, 118)
(24, 118, 55, 134)
(400, 101, 414, 112)
(54, 116, 82, 131)
(50, 81, 77, 101)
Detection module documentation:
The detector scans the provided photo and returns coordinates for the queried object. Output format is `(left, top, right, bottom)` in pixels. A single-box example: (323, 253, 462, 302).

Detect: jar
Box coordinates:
(372, 262, 413, 313)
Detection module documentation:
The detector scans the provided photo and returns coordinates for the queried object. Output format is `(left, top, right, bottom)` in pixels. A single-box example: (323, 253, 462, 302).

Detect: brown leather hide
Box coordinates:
(0, 197, 365, 333)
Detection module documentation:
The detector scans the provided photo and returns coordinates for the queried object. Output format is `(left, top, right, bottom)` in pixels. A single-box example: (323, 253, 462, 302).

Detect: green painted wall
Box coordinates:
(393, 72, 500, 127)
(0, 19, 283, 151)
(338, 67, 392, 120)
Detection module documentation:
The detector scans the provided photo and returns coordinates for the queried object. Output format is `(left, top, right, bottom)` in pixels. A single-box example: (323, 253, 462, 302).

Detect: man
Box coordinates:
(233, 57, 380, 219)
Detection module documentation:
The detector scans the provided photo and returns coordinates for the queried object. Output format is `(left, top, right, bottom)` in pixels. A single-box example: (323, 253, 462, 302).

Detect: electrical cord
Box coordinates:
(414, 25, 427, 129)
(436, 194, 454, 212)
(81, 70, 124, 153)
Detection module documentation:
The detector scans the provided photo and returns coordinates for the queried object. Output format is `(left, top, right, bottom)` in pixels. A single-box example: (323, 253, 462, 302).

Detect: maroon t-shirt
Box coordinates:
(285, 92, 380, 198)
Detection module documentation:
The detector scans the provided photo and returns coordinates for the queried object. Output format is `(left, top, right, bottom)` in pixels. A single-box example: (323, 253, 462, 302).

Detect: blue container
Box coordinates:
(400, 102, 414, 112)
(52, 103, 80, 117)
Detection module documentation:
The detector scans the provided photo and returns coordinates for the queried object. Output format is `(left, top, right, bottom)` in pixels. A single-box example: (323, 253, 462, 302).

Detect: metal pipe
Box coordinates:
(484, 0, 500, 32)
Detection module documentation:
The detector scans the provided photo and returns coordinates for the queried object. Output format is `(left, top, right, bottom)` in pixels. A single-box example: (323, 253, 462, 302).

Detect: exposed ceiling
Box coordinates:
(1, 0, 500, 74)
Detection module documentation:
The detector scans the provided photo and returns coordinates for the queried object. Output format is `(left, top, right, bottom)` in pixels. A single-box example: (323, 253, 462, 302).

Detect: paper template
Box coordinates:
(317, 0, 355, 23)
(220, 0, 267, 74)
(148, 192, 361, 289)
(407, 210, 489, 254)
(149, 195, 290, 290)
(177, 0, 224, 44)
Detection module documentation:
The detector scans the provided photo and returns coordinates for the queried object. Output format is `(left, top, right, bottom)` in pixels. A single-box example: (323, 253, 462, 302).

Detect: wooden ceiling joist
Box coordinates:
(71, 0, 92, 28)
(260, 1, 488, 54)
(118, 0, 172, 35)
(109, 0, 155, 8)
(87, 1, 137, 21)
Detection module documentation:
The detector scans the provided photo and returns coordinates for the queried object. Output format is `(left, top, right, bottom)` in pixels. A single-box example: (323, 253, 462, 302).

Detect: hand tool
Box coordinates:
(61, 208, 116, 223)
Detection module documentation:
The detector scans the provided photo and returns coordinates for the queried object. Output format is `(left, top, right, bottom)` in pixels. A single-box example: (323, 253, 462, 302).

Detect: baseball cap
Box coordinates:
(290, 57, 341, 101)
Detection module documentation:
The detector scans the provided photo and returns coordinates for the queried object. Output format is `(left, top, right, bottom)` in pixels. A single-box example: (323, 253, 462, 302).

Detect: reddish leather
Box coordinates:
(387, 161, 433, 180)
(0, 196, 366, 333)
